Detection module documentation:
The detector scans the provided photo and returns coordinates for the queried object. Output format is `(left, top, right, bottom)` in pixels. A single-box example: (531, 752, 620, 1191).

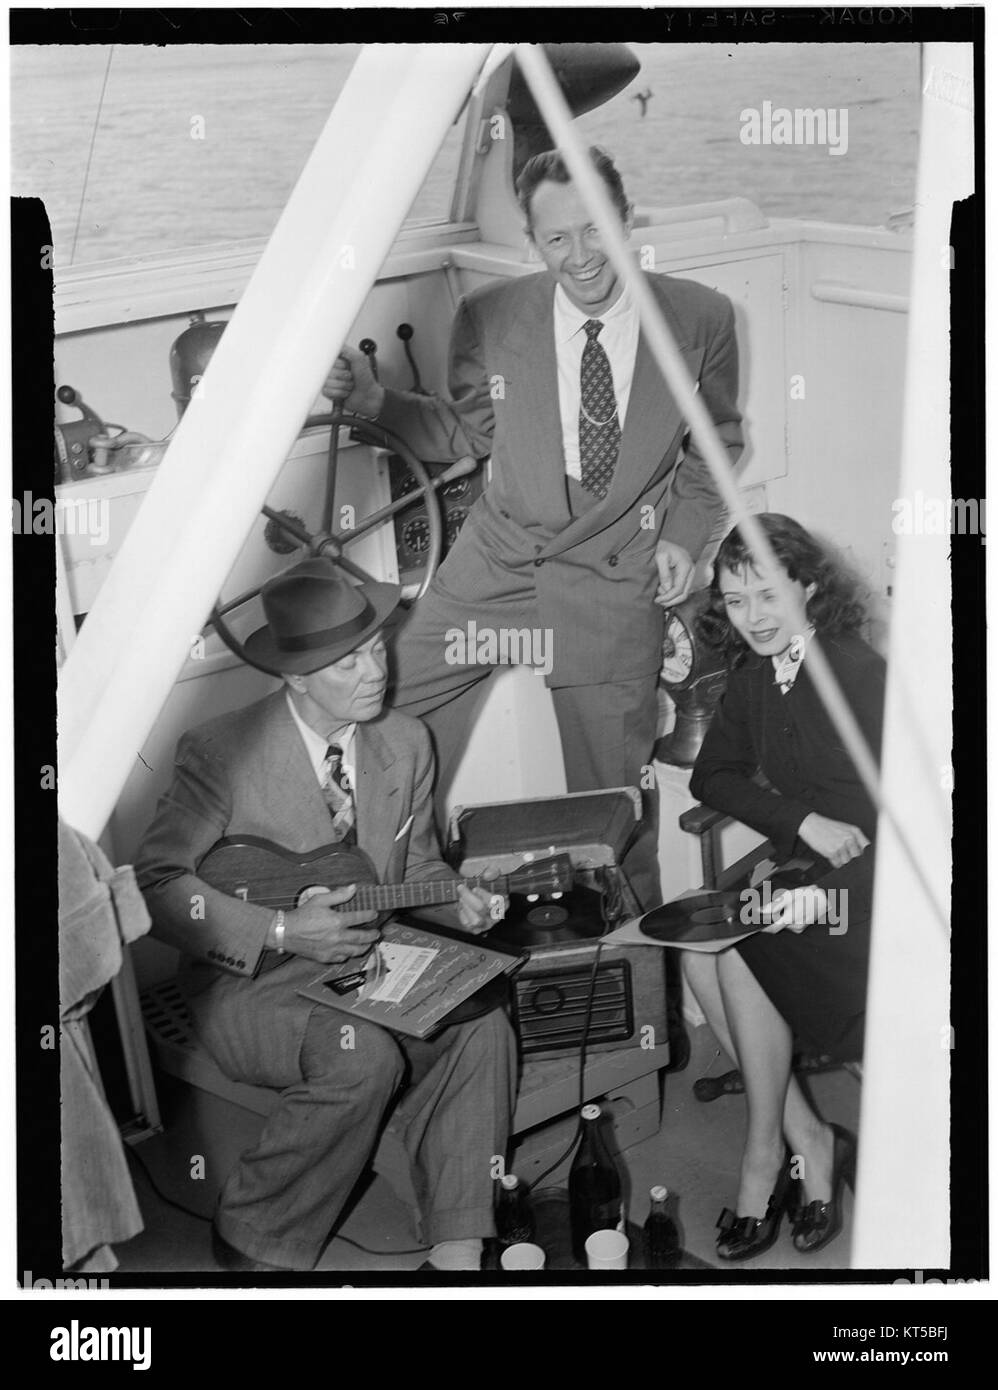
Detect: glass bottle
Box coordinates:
(495, 1173, 535, 1248)
(569, 1104, 625, 1264)
(644, 1185, 680, 1268)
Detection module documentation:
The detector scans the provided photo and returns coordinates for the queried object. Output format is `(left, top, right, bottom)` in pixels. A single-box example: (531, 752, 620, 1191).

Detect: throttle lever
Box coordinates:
(358, 338, 380, 381)
(396, 322, 429, 395)
(54, 384, 113, 481)
(438, 456, 477, 483)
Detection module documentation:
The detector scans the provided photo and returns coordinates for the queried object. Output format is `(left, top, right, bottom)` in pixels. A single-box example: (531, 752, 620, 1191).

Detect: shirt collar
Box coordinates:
(285, 690, 356, 777)
(553, 280, 634, 345)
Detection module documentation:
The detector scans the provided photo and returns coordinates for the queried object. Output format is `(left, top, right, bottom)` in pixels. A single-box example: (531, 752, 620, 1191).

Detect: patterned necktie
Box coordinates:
(321, 744, 356, 844)
(579, 319, 621, 499)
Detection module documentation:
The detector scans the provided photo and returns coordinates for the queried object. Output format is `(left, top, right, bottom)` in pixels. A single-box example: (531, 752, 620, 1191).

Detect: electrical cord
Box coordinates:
(329, 1234, 428, 1258)
(523, 940, 604, 1190)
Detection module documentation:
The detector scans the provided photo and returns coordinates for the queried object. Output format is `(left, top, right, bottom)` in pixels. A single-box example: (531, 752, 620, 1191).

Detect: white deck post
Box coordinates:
(851, 43, 971, 1268)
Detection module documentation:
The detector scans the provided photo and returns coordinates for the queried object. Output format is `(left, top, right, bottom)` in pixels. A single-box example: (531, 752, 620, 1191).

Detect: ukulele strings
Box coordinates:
(225, 876, 496, 910)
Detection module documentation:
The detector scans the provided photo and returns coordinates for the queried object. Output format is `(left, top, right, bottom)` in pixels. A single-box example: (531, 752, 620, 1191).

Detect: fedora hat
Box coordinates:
(244, 557, 401, 675)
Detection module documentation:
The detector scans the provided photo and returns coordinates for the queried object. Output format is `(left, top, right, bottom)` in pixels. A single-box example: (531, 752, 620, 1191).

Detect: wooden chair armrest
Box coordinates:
(678, 803, 732, 836)
(678, 802, 773, 892)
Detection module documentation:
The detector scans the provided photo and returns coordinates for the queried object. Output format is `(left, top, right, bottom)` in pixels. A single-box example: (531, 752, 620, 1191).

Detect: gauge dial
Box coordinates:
(392, 472, 419, 500)
(445, 508, 467, 546)
(401, 515, 431, 555)
(661, 614, 694, 687)
(442, 476, 471, 499)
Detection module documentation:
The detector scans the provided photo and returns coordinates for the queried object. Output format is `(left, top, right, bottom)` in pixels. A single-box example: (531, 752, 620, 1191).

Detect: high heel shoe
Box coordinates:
(716, 1152, 796, 1262)
(791, 1123, 857, 1255)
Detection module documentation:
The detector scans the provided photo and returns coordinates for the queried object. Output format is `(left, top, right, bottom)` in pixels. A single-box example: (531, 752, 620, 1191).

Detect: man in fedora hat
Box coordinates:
(137, 558, 515, 1273)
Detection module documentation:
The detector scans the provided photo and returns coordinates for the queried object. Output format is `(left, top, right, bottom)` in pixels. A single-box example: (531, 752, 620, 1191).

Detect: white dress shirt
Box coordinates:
(285, 691, 357, 792)
(553, 281, 641, 481)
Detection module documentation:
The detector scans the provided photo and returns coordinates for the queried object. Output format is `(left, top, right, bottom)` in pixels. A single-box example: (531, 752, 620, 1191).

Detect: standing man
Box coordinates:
(136, 559, 515, 1273)
(325, 147, 743, 910)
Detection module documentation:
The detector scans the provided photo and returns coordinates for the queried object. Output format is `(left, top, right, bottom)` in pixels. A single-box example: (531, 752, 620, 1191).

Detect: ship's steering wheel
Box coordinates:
(207, 410, 460, 676)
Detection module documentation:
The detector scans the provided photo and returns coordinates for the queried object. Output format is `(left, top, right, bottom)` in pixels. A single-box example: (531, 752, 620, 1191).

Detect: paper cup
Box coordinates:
(500, 1242, 546, 1271)
(585, 1229, 629, 1270)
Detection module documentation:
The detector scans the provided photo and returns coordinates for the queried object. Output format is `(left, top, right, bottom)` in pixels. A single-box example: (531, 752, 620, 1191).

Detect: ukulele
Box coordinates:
(197, 835, 574, 923)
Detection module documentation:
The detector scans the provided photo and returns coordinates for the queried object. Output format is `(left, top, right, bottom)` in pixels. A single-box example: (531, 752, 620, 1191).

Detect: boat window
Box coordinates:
(573, 43, 921, 228)
(11, 43, 466, 268)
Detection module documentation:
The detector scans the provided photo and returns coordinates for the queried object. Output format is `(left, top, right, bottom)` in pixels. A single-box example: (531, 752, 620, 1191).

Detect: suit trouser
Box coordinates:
(390, 582, 663, 912)
(190, 956, 517, 1269)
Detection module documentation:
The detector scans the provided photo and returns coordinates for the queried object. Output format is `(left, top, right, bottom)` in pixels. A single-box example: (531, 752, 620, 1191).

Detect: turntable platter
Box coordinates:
(492, 884, 606, 947)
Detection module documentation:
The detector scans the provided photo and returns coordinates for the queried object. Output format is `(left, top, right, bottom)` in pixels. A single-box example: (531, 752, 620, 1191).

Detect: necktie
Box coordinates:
(579, 319, 621, 499)
(322, 744, 356, 844)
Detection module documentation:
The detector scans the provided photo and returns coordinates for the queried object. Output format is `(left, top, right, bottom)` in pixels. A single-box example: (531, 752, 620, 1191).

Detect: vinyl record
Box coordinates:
(526, 903, 570, 928)
(638, 890, 757, 946)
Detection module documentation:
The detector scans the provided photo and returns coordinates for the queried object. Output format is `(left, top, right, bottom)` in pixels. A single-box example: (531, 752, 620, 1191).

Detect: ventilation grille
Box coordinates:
(513, 960, 634, 1056)
(140, 978, 196, 1050)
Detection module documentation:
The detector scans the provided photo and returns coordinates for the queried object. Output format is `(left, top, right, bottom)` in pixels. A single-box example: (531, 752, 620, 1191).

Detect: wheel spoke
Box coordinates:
(211, 585, 261, 621)
(313, 545, 376, 585)
(261, 505, 313, 546)
(321, 425, 339, 534)
(335, 489, 425, 540)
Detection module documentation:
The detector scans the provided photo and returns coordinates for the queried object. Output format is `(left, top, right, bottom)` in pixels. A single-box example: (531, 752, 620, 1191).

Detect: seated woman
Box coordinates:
(684, 512, 886, 1261)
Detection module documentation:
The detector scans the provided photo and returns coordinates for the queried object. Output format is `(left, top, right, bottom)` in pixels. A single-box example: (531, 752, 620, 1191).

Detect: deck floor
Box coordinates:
(112, 1018, 860, 1285)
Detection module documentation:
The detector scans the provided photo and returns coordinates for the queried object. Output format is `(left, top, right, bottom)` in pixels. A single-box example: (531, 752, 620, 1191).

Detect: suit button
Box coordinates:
(534, 558, 544, 567)
(501, 510, 511, 520)
(608, 555, 619, 568)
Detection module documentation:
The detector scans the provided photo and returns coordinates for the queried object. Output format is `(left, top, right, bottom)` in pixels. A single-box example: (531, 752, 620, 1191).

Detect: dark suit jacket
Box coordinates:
(690, 631, 886, 919)
(378, 270, 743, 686)
(135, 691, 457, 987)
(689, 631, 885, 1059)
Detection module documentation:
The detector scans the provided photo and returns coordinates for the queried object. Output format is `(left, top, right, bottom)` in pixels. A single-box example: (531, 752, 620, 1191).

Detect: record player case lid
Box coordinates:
(448, 787, 641, 873)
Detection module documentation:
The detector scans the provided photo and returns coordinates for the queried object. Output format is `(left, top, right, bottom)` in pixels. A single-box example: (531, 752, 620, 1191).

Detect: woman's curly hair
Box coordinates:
(698, 513, 869, 668)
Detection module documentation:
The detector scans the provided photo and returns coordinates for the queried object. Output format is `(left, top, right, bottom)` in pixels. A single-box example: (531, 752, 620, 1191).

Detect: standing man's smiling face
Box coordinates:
(527, 178, 632, 317)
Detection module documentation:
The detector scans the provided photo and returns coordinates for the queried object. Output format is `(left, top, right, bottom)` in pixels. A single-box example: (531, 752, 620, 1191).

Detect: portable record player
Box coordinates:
(448, 789, 667, 1059)
(448, 788, 643, 945)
